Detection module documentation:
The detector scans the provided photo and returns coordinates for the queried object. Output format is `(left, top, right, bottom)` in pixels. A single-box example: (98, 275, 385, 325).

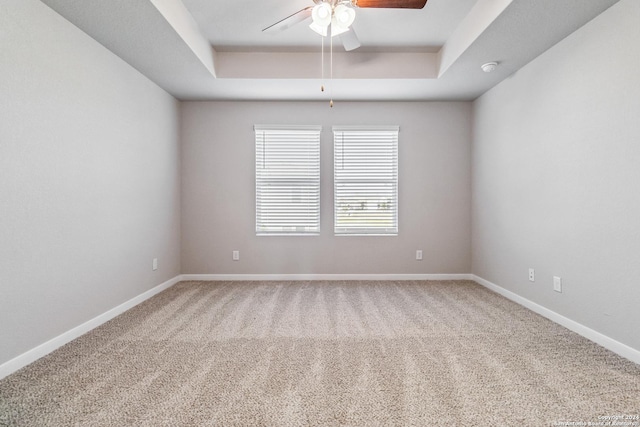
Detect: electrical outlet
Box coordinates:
(152, 258, 158, 271)
(528, 268, 535, 282)
(232, 250, 240, 261)
(416, 250, 423, 261)
(553, 276, 562, 293)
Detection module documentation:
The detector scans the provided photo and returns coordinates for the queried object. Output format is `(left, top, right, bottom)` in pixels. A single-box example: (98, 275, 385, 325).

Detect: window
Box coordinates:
(255, 125, 321, 235)
(333, 126, 399, 236)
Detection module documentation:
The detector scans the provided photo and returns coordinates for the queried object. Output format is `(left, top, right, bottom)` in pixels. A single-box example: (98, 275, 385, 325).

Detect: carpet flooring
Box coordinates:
(1, 280, 639, 426)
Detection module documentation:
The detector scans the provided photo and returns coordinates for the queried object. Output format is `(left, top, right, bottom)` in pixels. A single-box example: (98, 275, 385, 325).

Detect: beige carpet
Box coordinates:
(1, 280, 639, 426)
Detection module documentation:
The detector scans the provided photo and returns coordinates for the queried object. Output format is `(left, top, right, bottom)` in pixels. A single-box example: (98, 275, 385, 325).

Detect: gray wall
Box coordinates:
(0, 0, 181, 365)
(181, 101, 472, 275)
(472, 0, 640, 350)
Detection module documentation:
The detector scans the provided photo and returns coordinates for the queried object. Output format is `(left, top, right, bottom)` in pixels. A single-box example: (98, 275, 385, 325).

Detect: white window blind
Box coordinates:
(255, 125, 321, 236)
(333, 126, 399, 236)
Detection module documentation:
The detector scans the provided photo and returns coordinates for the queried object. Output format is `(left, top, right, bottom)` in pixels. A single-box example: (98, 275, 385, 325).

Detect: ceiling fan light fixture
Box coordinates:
(331, 22, 349, 37)
(310, 3, 332, 36)
(311, 3, 332, 26)
(309, 21, 329, 36)
(334, 4, 355, 27)
(331, 4, 355, 37)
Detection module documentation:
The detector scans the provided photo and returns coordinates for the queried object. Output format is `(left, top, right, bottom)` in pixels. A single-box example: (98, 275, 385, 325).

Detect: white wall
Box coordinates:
(0, 0, 181, 365)
(472, 0, 640, 351)
(181, 101, 472, 275)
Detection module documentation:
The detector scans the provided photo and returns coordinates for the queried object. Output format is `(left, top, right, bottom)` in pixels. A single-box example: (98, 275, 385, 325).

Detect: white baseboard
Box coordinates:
(472, 275, 640, 365)
(0, 275, 182, 380)
(180, 273, 474, 281)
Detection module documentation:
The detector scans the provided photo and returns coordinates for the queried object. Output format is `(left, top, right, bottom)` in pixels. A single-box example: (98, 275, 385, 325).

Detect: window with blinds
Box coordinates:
(255, 125, 321, 236)
(333, 126, 399, 236)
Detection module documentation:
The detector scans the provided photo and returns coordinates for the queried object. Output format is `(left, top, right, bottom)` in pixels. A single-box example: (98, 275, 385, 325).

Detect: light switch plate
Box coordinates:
(553, 276, 562, 293)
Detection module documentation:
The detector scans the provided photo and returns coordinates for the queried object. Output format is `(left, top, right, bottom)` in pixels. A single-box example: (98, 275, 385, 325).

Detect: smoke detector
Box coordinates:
(481, 62, 498, 73)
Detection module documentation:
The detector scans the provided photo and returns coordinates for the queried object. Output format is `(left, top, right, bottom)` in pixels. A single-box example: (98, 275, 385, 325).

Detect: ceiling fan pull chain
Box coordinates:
(330, 33, 334, 107)
(321, 35, 325, 92)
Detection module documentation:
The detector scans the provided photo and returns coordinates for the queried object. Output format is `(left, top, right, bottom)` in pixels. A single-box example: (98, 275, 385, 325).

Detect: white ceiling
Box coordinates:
(40, 0, 620, 102)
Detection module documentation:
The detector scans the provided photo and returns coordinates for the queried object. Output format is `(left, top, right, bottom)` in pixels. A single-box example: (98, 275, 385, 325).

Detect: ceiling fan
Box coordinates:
(262, 0, 428, 51)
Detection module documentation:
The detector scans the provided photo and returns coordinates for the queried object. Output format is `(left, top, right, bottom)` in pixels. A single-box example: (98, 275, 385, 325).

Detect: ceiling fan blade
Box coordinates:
(262, 6, 313, 32)
(355, 0, 427, 8)
(340, 28, 361, 51)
